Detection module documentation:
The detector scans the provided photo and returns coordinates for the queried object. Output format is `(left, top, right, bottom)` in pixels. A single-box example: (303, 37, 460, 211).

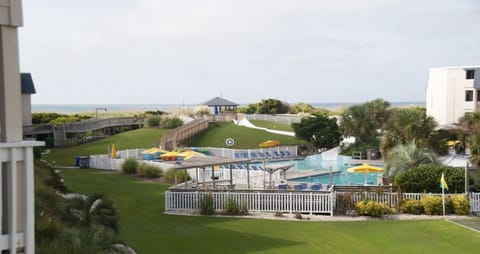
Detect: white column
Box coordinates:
(24, 147, 34, 253)
(8, 149, 17, 254)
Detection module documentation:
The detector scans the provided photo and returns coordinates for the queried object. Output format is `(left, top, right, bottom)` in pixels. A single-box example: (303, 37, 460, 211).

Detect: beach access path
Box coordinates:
(235, 118, 295, 137)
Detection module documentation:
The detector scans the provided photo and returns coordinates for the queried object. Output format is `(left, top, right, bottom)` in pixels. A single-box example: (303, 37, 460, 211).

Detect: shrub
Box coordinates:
(395, 165, 465, 193)
(161, 117, 183, 129)
(335, 192, 354, 214)
(138, 163, 162, 178)
(295, 212, 303, 220)
(274, 211, 284, 217)
(239, 201, 249, 215)
(147, 116, 161, 127)
(420, 196, 443, 215)
(400, 199, 424, 215)
(121, 158, 138, 174)
(450, 194, 470, 215)
(224, 197, 239, 215)
(164, 168, 191, 184)
(199, 193, 215, 215)
(355, 200, 392, 218)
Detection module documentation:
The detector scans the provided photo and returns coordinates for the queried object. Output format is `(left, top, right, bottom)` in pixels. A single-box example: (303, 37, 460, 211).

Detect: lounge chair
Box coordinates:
(278, 184, 288, 190)
(311, 183, 322, 191)
(251, 152, 258, 159)
(294, 184, 305, 191)
(274, 151, 281, 158)
(279, 151, 287, 157)
(242, 152, 249, 159)
(234, 153, 240, 159)
(284, 151, 292, 157)
(265, 152, 273, 158)
(258, 152, 266, 158)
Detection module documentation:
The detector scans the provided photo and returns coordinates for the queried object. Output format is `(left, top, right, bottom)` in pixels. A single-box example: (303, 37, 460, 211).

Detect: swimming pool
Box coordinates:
(264, 154, 383, 186)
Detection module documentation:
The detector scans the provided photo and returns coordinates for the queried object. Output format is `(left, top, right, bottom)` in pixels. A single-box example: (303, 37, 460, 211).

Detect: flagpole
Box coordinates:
(442, 182, 445, 216)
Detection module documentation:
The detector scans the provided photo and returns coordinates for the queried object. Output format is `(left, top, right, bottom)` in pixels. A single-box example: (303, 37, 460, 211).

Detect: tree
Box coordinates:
(384, 142, 438, 179)
(256, 98, 290, 114)
(292, 113, 341, 149)
(64, 193, 119, 233)
(458, 112, 480, 166)
(395, 165, 465, 193)
(381, 107, 437, 153)
(339, 99, 390, 142)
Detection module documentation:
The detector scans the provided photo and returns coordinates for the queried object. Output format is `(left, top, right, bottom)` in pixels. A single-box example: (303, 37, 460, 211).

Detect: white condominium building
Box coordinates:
(426, 66, 480, 126)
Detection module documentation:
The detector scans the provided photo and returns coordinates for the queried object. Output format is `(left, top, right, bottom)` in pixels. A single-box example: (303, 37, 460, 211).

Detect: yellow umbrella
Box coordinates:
(160, 151, 184, 161)
(347, 163, 384, 185)
(110, 144, 117, 158)
(258, 140, 280, 148)
(446, 140, 461, 146)
(142, 147, 168, 154)
(179, 150, 205, 160)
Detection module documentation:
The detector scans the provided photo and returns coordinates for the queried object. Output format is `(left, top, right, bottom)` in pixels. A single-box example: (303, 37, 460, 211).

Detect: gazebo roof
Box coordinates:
(21, 73, 36, 94)
(203, 96, 238, 107)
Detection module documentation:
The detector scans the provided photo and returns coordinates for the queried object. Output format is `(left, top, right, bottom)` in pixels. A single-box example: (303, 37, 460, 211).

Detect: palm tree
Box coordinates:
(384, 142, 438, 178)
(381, 107, 437, 153)
(340, 99, 390, 142)
(63, 192, 119, 233)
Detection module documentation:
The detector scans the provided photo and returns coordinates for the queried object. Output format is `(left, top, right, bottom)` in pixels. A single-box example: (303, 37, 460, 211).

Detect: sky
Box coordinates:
(19, 0, 480, 105)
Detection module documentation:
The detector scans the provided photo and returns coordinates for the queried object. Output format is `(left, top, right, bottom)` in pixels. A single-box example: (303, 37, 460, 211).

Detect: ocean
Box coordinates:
(32, 101, 425, 114)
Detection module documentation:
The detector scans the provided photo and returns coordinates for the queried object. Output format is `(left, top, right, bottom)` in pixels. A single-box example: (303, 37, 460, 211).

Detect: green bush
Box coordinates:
(138, 163, 163, 178)
(199, 193, 215, 215)
(147, 116, 162, 127)
(164, 168, 191, 184)
(121, 158, 138, 174)
(400, 199, 424, 215)
(395, 165, 465, 193)
(355, 200, 392, 218)
(451, 194, 470, 215)
(161, 117, 183, 129)
(239, 201, 249, 215)
(420, 196, 443, 215)
(224, 197, 240, 215)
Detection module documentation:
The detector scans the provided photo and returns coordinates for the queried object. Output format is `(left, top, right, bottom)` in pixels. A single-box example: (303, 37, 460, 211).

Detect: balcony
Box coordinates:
(0, 141, 43, 254)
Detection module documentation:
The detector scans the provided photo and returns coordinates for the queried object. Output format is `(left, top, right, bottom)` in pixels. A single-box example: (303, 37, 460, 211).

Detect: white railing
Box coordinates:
(202, 146, 298, 159)
(244, 114, 302, 125)
(0, 141, 43, 254)
(187, 168, 281, 189)
(470, 193, 480, 213)
(166, 190, 480, 216)
(165, 191, 334, 215)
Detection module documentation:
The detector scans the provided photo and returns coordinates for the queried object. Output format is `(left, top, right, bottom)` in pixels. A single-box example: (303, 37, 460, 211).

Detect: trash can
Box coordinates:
(75, 156, 80, 167)
(78, 156, 89, 168)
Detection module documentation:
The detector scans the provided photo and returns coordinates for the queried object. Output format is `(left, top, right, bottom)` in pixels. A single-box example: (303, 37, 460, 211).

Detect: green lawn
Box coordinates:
(58, 168, 480, 254)
(190, 123, 306, 149)
(43, 128, 167, 166)
(249, 120, 294, 132)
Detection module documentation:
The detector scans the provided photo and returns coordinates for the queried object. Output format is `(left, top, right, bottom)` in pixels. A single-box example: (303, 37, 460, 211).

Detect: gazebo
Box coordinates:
(202, 96, 239, 119)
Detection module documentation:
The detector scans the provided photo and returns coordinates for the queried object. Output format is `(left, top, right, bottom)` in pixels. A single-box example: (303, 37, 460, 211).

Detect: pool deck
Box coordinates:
(347, 159, 384, 166)
(286, 169, 342, 181)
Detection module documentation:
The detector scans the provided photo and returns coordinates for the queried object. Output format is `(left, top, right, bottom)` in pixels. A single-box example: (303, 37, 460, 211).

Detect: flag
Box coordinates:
(440, 173, 449, 191)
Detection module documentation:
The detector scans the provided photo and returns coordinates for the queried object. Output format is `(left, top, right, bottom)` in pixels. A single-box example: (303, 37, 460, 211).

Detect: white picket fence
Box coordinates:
(165, 191, 334, 215)
(165, 191, 480, 215)
(470, 192, 480, 213)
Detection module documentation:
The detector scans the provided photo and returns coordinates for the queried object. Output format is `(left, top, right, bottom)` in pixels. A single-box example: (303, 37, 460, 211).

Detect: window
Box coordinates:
(466, 90, 473, 101)
(466, 70, 475, 79)
(477, 90, 480, 101)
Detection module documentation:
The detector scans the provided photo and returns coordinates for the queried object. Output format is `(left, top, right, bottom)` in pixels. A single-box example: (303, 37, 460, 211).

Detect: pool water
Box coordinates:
(264, 154, 383, 186)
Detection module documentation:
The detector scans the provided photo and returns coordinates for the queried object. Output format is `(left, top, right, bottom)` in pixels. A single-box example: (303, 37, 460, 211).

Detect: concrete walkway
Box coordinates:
(234, 118, 295, 137)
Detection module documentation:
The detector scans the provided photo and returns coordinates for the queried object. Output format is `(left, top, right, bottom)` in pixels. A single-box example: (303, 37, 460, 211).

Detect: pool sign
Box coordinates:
(225, 138, 235, 146)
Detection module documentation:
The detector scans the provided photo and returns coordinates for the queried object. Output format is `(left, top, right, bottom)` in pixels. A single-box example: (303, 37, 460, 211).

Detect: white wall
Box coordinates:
(426, 66, 480, 126)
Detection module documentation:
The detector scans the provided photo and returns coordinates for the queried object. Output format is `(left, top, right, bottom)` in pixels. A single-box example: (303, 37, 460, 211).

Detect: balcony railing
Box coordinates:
(0, 141, 43, 254)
